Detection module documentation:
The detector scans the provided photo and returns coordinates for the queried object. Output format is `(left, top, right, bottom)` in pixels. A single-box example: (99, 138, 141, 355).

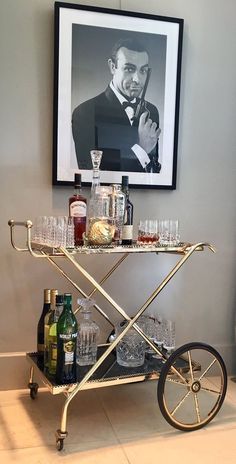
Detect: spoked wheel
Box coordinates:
(157, 342, 227, 431)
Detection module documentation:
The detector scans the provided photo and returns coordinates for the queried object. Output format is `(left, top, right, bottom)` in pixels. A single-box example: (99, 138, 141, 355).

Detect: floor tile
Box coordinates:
(0, 376, 235, 463)
(119, 428, 236, 464)
(0, 388, 117, 450)
(0, 441, 129, 464)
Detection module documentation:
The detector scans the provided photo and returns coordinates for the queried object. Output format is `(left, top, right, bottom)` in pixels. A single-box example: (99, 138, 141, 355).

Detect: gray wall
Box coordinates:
(0, 0, 236, 389)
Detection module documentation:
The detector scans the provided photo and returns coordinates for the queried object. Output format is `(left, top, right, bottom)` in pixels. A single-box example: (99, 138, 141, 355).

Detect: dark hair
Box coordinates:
(110, 38, 148, 65)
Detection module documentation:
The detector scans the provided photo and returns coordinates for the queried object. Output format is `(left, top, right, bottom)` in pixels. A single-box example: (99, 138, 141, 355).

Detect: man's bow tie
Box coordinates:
(122, 100, 138, 110)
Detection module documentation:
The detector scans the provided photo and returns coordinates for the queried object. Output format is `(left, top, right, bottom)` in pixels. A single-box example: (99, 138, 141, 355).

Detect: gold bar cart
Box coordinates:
(8, 219, 227, 451)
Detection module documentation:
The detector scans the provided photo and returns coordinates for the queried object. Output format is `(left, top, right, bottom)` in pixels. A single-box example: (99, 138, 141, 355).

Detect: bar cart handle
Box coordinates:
(8, 219, 46, 258)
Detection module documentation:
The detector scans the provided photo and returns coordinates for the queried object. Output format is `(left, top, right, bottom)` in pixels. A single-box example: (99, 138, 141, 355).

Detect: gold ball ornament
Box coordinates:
(88, 220, 115, 245)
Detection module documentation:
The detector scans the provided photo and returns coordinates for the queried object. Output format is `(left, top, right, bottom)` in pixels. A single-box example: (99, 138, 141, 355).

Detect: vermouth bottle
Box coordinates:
(121, 176, 134, 245)
(44, 289, 58, 370)
(56, 294, 78, 384)
(69, 173, 87, 246)
(37, 289, 51, 356)
(48, 294, 64, 376)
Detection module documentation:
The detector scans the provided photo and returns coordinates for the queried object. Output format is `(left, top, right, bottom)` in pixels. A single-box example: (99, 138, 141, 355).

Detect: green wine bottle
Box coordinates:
(56, 293, 78, 384)
(48, 294, 64, 376)
(44, 289, 58, 370)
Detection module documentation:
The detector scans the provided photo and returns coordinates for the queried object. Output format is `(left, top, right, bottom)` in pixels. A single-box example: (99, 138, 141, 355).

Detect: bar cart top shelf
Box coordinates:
(8, 219, 215, 257)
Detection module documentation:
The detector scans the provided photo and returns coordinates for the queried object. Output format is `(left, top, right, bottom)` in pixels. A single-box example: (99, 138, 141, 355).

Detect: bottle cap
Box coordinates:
(50, 289, 58, 307)
(64, 293, 72, 305)
(56, 294, 64, 305)
(74, 173, 81, 186)
(44, 289, 51, 304)
(122, 176, 129, 186)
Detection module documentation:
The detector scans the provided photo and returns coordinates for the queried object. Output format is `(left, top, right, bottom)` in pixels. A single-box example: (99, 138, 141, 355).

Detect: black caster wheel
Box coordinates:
(56, 438, 64, 451)
(157, 342, 227, 431)
(29, 382, 39, 400)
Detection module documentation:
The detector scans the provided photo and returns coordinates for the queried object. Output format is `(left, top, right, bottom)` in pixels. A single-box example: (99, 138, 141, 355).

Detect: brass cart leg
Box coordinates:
(54, 243, 214, 449)
(44, 252, 129, 324)
(28, 366, 39, 400)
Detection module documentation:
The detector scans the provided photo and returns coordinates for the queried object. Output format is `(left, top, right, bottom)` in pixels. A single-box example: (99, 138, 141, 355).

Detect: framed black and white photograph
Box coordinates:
(53, 2, 183, 189)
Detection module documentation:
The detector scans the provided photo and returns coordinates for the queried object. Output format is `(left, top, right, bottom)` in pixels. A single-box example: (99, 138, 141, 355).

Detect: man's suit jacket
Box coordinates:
(72, 86, 161, 173)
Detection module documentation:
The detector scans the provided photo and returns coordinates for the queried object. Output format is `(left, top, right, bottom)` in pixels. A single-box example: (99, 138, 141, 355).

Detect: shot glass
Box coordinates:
(145, 316, 156, 353)
(169, 219, 180, 246)
(163, 319, 176, 354)
(137, 219, 158, 244)
(159, 219, 180, 246)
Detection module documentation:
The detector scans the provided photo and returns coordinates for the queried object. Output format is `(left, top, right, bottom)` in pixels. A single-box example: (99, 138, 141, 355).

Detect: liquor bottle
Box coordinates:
(69, 173, 87, 246)
(87, 150, 103, 230)
(44, 289, 58, 370)
(48, 294, 64, 376)
(77, 298, 100, 366)
(121, 176, 134, 245)
(37, 289, 51, 356)
(109, 184, 125, 244)
(56, 293, 78, 384)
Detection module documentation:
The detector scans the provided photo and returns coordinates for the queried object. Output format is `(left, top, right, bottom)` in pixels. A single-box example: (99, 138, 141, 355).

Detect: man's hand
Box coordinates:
(138, 111, 161, 154)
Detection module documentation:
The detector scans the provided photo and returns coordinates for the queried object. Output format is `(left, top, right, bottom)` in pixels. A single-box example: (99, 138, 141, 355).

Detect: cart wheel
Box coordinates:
(157, 342, 227, 431)
(29, 383, 39, 400)
(56, 438, 64, 451)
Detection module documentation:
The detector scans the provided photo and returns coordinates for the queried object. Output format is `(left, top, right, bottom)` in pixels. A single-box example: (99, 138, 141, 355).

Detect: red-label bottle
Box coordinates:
(69, 173, 87, 246)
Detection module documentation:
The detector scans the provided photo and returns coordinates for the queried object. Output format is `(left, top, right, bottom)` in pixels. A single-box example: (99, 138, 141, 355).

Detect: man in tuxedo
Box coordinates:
(72, 38, 161, 173)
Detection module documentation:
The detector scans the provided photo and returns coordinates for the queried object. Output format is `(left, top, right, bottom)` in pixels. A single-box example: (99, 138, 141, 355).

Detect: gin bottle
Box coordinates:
(77, 298, 100, 366)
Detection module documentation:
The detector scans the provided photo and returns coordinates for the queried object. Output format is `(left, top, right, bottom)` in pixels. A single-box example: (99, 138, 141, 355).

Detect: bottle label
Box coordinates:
(50, 343, 57, 362)
(70, 201, 87, 218)
(122, 225, 133, 240)
(63, 341, 76, 365)
(37, 343, 44, 353)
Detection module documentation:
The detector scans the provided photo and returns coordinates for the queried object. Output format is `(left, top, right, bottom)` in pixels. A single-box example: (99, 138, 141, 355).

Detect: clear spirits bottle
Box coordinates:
(77, 298, 100, 366)
(88, 150, 103, 227)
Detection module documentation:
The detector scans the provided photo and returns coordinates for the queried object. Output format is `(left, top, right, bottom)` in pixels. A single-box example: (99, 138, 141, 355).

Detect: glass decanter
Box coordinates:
(76, 298, 100, 366)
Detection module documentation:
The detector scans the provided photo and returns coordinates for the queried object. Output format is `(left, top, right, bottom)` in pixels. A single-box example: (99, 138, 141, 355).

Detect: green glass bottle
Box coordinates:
(48, 294, 64, 376)
(56, 293, 78, 384)
(44, 289, 58, 370)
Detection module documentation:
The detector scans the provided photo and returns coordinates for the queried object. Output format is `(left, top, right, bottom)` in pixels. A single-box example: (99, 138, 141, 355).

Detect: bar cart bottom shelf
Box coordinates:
(26, 342, 227, 451)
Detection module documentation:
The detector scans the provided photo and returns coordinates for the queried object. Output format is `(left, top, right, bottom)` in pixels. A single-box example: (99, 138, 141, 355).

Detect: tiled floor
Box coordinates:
(0, 377, 236, 463)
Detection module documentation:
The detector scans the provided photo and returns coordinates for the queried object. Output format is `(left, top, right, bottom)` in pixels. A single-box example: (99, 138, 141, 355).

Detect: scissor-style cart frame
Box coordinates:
(8, 219, 227, 451)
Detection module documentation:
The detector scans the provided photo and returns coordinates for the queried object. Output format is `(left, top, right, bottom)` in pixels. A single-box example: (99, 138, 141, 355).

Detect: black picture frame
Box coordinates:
(52, 2, 183, 189)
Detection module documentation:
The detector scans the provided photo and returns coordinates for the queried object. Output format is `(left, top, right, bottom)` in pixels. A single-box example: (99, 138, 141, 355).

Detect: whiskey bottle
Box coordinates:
(121, 176, 133, 245)
(48, 294, 64, 376)
(44, 289, 58, 370)
(37, 289, 51, 356)
(69, 173, 87, 246)
(56, 294, 78, 384)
